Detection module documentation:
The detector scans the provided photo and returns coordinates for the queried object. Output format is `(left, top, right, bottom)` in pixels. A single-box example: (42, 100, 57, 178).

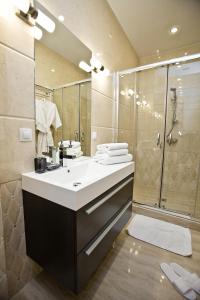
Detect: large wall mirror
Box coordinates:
(35, 1, 92, 157)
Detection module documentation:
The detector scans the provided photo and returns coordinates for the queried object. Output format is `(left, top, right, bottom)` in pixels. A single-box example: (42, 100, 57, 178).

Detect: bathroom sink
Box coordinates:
(22, 158, 135, 210)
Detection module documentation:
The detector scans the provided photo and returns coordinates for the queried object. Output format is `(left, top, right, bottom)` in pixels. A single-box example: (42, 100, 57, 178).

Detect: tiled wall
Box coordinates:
(91, 74, 116, 154)
(0, 1, 41, 298)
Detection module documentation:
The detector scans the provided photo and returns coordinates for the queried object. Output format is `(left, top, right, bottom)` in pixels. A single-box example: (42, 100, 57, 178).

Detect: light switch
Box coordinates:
(19, 128, 32, 142)
(92, 131, 97, 140)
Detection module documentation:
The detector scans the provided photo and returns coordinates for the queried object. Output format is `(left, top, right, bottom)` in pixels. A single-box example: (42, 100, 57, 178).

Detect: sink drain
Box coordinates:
(73, 182, 82, 187)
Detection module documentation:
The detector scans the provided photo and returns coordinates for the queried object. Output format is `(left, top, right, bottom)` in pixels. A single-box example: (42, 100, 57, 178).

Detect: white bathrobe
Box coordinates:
(36, 99, 62, 155)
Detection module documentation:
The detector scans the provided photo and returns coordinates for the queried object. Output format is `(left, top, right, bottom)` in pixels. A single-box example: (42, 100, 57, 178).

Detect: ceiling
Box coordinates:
(107, 0, 200, 58)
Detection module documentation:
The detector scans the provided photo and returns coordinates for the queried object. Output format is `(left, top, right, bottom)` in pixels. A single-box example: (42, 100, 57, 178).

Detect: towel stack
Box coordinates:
(94, 143, 133, 165)
(59, 141, 83, 158)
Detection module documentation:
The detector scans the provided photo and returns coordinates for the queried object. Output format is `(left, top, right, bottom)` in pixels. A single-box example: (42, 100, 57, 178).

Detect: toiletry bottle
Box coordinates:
(59, 140, 64, 166)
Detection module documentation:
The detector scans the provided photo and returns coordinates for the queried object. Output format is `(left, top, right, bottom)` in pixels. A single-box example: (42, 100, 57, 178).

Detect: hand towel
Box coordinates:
(99, 154, 132, 165)
(66, 146, 81, 155)
(58, 140, 81, 148)
(107, 149, 129, 156)
(97, 143, 128, 151)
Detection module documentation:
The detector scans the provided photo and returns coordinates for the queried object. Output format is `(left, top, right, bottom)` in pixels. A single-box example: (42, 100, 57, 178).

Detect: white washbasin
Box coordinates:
(22, 157, 135, 211)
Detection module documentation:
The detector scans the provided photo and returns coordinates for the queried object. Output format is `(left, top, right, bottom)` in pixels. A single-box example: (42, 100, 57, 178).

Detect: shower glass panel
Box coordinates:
(133, 67, 168, 207)
(161, 60, 200, 216)
(62, 85, 80, 142)
(79, 82, 91, 156)
(118, 73, 136, 155)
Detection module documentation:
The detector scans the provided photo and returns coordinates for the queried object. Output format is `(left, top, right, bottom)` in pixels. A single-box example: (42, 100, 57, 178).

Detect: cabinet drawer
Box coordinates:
(76, 174, 133, 253)
(76, 200, 132, 293)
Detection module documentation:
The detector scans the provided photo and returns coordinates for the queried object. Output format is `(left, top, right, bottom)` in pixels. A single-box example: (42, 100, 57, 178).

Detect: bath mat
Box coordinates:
(127, 214, 192, 256)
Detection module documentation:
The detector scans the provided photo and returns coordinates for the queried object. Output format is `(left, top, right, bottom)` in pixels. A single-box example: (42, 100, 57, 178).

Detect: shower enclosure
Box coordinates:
(53, 80, 91, 156)
(117, 55, 200, 220)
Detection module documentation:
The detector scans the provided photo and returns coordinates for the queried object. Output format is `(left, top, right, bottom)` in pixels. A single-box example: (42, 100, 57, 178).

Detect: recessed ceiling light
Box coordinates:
(177, 78, 181, 81)
(169, 25, 180, 35)
(51, 69, 55, 72)
(120, 90, 126, 96)
(184, 52, 188, 56)
(58, 15, 64, 22)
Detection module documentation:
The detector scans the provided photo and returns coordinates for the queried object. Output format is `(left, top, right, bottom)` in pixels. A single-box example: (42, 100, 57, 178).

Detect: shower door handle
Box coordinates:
(156, 133, 161, 147)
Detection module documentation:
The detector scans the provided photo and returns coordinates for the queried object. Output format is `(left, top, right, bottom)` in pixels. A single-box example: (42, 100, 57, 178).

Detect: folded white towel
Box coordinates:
(58, 140, 81, 148)
(97, 143, 128, 151)
(66, 146, 81, 155)
(96, 148, 128, 156)
(99, 154, 132, 165)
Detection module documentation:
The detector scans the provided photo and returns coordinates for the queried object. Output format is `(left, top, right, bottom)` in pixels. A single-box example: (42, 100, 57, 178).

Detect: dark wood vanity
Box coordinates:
(23, 174, 133, 293)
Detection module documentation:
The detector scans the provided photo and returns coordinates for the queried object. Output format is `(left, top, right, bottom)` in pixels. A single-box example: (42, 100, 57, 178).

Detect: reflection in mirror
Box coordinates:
(34, 1, 92, 158)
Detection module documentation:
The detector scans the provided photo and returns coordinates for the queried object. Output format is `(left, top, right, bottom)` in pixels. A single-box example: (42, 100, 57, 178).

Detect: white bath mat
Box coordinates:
(127, 215, 192, 256)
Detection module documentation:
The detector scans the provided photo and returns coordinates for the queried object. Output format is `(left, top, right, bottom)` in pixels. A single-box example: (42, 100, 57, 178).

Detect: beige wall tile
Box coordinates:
(0, 180, 41, 297)
(0, 0, 34, 58)
(91, 90, 115, 128)
(118, 104, 131, 130)
(91, 126, 114, 155)
(0, 117, 35, 183)
(0, 44, 34, 118)
(92, 73, 114, 99)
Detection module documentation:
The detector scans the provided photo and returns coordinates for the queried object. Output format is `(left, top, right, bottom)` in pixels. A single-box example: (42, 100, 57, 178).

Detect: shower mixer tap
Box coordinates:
(166, 87, 178, 146)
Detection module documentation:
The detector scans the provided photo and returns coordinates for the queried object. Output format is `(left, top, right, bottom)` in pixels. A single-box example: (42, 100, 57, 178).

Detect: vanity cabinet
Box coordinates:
(23, 174, 133, 293)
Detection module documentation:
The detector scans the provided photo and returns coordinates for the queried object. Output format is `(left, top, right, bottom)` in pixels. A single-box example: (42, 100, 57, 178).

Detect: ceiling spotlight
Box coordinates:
(120, 90, 126, 96)
(58, 15, 64, 22)
(177, 78, 181, 81)
(51, 69, 55, 72)
(169, 25, 180, 35)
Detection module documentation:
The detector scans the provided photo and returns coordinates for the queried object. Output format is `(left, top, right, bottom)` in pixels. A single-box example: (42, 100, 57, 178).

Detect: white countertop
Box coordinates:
(22, 157, 135, 211)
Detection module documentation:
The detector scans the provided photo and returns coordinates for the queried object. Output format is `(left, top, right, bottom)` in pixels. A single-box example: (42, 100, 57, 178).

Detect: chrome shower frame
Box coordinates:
(114, 52, 200, 220)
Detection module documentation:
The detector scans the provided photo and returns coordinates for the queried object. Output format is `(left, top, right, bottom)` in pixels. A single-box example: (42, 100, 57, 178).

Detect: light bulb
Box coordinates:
(101, 68, 110, 76)
(170, 26, 178, 34)
(36, 9, 55, 33)
(13, 0, 30, 14)
(32, 26, 43, 40)
(128, 89, 135, 96)
(90, 57, 102, 69)
(58, 15, 64, 22)
(79, 61, 92, 73)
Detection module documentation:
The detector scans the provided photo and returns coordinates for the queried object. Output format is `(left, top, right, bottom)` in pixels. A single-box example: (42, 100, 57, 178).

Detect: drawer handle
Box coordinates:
(85, 177, 133, 215)
(85, 201, 132, 256)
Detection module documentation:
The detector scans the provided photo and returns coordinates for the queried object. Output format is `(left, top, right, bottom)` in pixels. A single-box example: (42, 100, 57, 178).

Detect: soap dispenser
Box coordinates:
(59, 140, 64, 166)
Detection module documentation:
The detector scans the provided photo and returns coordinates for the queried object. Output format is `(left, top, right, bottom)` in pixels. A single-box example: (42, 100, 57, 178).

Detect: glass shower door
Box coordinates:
(133, 66, 168, 206)
(62, 85, 80, 142)
(161, 60, 200, 216)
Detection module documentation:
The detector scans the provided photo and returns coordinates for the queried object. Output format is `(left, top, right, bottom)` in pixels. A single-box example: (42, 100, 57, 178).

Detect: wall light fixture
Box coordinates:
(14, 0, 55, 39)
